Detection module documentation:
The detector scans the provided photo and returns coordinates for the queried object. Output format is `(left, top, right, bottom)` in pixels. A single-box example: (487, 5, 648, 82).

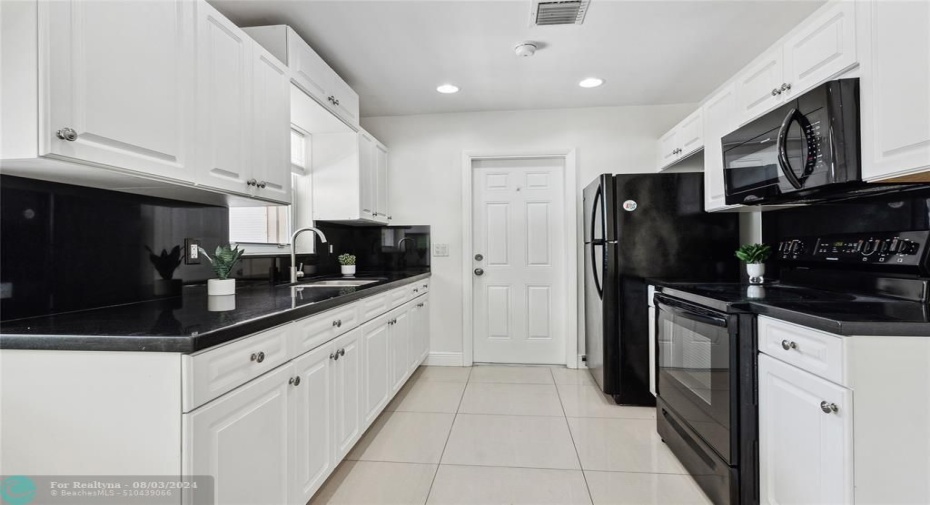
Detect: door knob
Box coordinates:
(474, 268, 484, 276)
(475, 254, 484, 261)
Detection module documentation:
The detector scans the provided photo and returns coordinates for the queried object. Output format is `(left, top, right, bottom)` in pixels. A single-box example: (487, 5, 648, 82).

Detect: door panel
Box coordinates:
(362, 316, 390, 426)
(473, 158, 566, 364)
(736, 48, 784, 125)
(390, 307, 410, 393)
(782, 1, 857, 100)
(44, 0, 194, 181)
(288, 344, 332, 505)
(251, 47, 291, 203)
(332, 329, 361, 461)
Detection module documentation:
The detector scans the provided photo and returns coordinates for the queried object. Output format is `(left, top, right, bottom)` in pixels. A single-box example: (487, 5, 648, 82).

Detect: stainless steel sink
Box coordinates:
(297, 279, 382, 288)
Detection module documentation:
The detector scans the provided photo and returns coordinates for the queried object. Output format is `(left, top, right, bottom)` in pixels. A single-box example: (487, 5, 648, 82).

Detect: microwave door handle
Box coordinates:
(777, 108, 805, 190)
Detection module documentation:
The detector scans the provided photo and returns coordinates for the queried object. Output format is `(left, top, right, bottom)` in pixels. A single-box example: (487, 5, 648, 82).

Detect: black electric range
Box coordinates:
(653, 230, 930, 505)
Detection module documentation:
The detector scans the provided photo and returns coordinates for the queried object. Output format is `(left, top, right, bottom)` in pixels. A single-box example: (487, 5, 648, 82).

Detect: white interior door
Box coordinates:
(472, 157, 566, 364)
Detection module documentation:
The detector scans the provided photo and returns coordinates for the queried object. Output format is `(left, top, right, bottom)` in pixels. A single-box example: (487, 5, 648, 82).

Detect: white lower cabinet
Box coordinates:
(185, 365, 291, 505)
(758, 353, 853, 505)
(288, 342, 333, 505)
(184, 286, 430, 504)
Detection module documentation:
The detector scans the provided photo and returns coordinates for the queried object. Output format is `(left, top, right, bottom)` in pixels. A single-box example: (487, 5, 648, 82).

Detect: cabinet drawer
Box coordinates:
(388, 286, 409, 309)
(361, 292, 390, 320)
(417, 278, 430, 294)
(183, 324, 291, 411)
(758, 316, 846, 385)
(291, 302, 360, 356)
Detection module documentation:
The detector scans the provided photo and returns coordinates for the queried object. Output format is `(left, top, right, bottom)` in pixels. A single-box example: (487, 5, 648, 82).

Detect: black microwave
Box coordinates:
(723, 78, 860, 205)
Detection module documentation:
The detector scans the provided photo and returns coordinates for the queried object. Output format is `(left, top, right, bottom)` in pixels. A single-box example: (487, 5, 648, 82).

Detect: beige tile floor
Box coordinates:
(313, 365, 711, 505)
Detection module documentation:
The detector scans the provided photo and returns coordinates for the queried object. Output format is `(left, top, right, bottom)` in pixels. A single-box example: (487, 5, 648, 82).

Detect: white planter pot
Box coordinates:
(341, 265, 356, 277)
(207, 278, 236, 296)
(746, 263, 766, 285)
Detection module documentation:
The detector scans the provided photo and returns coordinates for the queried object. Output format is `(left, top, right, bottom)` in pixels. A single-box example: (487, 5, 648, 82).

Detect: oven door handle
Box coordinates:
(655, 294, 728, 328)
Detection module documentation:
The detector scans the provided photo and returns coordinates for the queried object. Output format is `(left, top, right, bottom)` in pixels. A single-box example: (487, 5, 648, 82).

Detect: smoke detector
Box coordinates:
(514, 42, 538, 57)
(531, 0, 590, 26)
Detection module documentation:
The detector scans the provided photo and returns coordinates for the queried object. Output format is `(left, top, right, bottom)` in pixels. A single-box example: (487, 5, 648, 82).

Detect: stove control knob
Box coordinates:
(862, 239, 878, 256)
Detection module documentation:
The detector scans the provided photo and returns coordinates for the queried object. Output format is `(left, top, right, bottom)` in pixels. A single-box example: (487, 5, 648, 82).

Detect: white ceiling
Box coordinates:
(210, 0, 825, 118)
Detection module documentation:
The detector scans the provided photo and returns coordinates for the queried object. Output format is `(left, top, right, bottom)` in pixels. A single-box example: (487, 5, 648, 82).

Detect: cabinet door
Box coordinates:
(361, 316, 391, 427)
(677, 109, 704, 159)
(287, 29, 332, 107)
(758, 354, 853, 505)
(656, 128, 679, 170)
(185, 365, 290, 505)
(407, 303, 422, 374)
(860, 0, 930, 181)
(703, 84, 738, 211)
(736, 48, 784, 125)
(375, 143, 389, 223)
(782, 1, 857, 100)
(194, 1, 252, 195)
(44, 0, 194, 181)
(251, 45, 291, 204)
(358, 133, 376, 220)
(288, 344, 333, 505)
(332, 328, 362, 461)
(329, 74, 360, 128)
(418, 297, 430, 362)
(389, 307, 411, 393)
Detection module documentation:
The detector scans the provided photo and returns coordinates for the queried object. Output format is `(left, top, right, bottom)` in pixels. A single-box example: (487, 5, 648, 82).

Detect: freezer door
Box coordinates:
(583, 175, 615, 244)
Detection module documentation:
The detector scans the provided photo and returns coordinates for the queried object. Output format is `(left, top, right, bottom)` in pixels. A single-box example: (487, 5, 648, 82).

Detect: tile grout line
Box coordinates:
(422, 366, 471, 504)
(551, 367, 597, 505)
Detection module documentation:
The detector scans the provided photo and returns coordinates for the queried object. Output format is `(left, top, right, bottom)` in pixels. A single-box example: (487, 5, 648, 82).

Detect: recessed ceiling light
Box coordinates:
(436, 84, 460, 94)
(579, 77, 604, 88)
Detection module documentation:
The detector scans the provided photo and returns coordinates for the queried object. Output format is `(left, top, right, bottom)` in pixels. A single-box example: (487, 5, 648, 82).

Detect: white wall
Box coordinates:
(362, 104, 695, 362)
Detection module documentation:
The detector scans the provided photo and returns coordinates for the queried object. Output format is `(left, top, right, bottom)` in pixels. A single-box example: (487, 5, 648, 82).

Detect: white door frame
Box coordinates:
(461, 149, 579, 368)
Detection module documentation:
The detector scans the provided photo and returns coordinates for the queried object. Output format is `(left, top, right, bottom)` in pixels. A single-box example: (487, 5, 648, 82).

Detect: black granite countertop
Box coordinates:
(0, 270, 431, 353)
(654, 281, 930, 336)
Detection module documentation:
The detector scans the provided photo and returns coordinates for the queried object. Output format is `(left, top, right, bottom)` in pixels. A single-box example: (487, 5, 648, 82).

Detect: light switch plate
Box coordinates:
(433, 243, 449, 257)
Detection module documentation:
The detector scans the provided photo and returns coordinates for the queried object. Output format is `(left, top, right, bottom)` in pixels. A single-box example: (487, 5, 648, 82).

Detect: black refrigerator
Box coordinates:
(583, 173, 739, 406)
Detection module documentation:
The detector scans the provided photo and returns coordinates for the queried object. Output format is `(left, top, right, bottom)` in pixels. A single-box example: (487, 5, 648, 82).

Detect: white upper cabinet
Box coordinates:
(782, 0, 857, 100)
(245, 25, 361, 130)
(194, 1, 252, 195)
(311, 128, 389, 224)
(736, 1, 858, 126)
(656, 109, 704, 171)
(703, 83, 738, 212)
(859, 0, 930, 182)
(250, 46, 292, 203)
(358, 132, 377, 221)
(375, 142, 390, 222)
(43, 0, 195, 182)
(735, 48, 785, 125)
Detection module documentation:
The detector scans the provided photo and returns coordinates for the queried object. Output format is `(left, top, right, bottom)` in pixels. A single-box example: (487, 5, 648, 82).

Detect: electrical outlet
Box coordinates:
(184, 238, 202, 265)
(433, 243, 450, 257)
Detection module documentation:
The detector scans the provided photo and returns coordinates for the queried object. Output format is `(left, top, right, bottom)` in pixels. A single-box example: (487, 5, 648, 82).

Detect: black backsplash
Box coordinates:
(1, 176, 229, 321)
(311, 222, 431, 275)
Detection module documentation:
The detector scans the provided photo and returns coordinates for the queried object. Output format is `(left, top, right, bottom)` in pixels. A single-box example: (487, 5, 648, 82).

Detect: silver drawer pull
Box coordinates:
(289, 376, 301, 386)
(820, 401, 838, 414)
(781, 340, 797, 351)
(250, 351, 265, 363)
(339, 348, 345, 357)
(333, 320, 339, 327)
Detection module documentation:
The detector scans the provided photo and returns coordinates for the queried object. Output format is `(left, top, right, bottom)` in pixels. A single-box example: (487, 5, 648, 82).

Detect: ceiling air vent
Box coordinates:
(532, 0, 590, 26)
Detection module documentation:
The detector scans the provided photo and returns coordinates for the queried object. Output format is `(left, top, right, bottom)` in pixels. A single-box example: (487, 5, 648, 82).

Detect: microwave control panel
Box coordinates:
(778, 230, 930, 271)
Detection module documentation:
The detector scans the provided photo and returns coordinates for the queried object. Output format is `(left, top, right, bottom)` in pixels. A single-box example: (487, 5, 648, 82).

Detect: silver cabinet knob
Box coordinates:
(330, 352, 336, 360)
(781, 340, 798, 351)
(334, 98, 340, 106)
(337, 319, 342, 327)
(258, 181, 267, 189)
(771, 88, 780, 96)
(247, 179, 258, 187)
(414, 288, 419, 293)
(780, 82, 791, 92)
(289, 376, 301, 386)
(250, 351, 265, 363)
(339, 348, 345, 357)
(56, 127, 78, 141)
(820, 401, 838, 414)
(474, 268, 484, 276)
(327, 96, 335, 104)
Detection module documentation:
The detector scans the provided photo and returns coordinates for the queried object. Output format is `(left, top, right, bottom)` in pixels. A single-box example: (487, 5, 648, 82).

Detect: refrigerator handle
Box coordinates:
(590, 184, 602, 243)
(591, 242, 603, 299)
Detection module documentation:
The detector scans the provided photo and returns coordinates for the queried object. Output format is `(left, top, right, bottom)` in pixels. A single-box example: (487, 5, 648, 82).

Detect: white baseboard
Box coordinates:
(424, 352, 464, 367)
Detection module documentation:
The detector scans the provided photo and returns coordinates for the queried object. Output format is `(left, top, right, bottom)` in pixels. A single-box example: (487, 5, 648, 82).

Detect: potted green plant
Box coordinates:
(338, 253, 356, 277)
(735, 243, 772, 285)
(146, 245, 183, 297)
(199, 244, 245, 295)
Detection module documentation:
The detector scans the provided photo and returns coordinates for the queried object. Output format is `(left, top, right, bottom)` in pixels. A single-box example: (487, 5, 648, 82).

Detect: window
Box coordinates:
(228, 127, 312, 250)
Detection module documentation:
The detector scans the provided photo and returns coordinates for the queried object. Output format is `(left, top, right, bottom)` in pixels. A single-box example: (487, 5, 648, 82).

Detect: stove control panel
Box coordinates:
(778, 230, 930, 272)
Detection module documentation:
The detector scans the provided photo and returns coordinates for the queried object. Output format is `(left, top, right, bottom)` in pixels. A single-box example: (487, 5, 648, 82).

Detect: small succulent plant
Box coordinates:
(735, 243, 772, 264)
(338, 254, 356, 266)
(146, 245, 183, 280)
(199, 245, 245, 280)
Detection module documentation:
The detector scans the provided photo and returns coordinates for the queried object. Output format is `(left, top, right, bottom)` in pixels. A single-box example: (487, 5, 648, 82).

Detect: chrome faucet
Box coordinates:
(396, 237, 416, 251)
(290, 227, 328, 283)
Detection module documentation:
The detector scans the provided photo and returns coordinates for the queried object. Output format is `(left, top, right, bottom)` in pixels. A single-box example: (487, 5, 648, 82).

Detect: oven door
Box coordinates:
(655, 294, 736, 464)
